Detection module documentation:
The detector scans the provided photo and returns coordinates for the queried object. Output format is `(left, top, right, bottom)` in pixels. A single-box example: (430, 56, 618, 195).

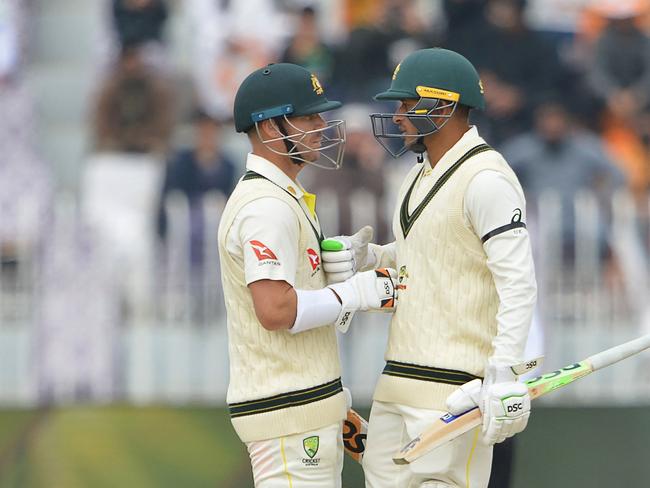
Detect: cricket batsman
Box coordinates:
(218, 63, 397, 487)
(321, 48, 537, 487)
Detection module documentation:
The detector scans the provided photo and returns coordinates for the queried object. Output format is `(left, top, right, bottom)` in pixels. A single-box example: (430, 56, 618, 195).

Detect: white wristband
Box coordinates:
(290, 288, 342, 334)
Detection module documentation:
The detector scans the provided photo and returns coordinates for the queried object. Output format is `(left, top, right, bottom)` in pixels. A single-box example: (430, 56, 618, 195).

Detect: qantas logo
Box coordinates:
(307, 248, 320, 270)
(249, 240, 278, 261)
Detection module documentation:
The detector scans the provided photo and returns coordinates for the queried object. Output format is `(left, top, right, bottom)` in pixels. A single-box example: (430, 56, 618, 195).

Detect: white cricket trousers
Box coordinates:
(245, 422, 344, 488)
(362, 401, 493, 488)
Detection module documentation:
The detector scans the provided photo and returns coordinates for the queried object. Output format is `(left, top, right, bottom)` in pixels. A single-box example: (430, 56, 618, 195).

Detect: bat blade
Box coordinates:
(393, 408, 482, 465)
(344, 409, 368, 464)
(393, 334, 650, 465)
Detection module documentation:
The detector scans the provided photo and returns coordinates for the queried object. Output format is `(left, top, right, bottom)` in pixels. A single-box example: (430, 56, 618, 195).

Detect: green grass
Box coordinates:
(0, 406, 648, 487)
(0, 410, 38, 455)
(0, 407, 252, 488)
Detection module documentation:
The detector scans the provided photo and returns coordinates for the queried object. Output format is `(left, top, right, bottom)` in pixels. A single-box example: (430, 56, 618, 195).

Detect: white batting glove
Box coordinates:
(328, 268, 396, 332)
(446, 362, 531, 445)
(321, 226, 375, 284)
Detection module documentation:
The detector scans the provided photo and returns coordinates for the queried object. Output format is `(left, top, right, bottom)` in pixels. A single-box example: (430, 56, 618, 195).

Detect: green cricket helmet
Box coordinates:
(371, 48, 485, 158)
(234, 63, 346, 169)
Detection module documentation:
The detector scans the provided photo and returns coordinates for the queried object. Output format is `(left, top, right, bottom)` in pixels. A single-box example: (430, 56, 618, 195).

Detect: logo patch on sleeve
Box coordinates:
(306, 248, 320, 271)
(249, 240, 279, 262)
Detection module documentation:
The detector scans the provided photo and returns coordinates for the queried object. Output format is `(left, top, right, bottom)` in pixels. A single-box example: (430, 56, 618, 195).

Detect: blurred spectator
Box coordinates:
(112, 0, 168, 48)
(442, 0, 487, 47)
(280, 6, 335, 85)
(332, 0, 439, 102)
(502, 100, 626, 261)
(0, 0, 52, 273)
(383, 0, 441, 63)
(157, 110, 236, 265)
(188, 0, 287, 118)
(86, 42, 174, 318)
(93, 42, 174, 155)
(331, 1, 393, 102)
(444, 0, 567, 145)
(586, 1, 650, 200)
(587, 2, 650, 119)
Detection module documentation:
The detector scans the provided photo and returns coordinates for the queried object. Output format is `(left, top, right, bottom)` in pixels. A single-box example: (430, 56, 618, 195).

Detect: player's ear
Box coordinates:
(258, 119, 281, 139)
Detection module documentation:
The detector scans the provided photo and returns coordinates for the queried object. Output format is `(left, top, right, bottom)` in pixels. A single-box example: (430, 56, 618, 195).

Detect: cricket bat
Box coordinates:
(344, 409, 368, 463)
(393, 333, 650, 465)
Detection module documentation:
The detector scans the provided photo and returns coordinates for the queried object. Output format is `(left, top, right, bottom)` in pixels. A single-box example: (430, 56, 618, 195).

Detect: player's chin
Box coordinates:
(403, 134, 420, 147)
(302, 151, 321, 163)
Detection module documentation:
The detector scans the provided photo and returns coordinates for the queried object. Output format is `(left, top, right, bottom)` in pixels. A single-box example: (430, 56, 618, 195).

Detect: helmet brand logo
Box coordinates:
(415, 86, 460, 102)
(311, 74, 324, 95)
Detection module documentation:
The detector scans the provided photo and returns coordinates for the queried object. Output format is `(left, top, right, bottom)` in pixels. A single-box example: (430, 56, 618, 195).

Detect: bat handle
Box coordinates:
(587, 334, 650, 371)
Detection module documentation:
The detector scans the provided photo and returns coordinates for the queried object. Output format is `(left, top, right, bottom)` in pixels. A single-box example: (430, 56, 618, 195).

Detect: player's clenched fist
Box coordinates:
(327, 268, 397, 332)
(321, 226, 375, 284)
(445, 362, 531, 445)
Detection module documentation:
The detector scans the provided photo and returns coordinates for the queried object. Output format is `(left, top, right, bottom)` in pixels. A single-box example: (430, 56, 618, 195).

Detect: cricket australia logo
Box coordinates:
(302, 435, 321, 466)
(311, 74, 324, 95)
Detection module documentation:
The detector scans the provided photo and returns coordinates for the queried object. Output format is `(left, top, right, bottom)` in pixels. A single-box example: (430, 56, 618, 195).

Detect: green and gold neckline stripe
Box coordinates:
(399, 144, 492, 238)
(242, 170, 324, 243)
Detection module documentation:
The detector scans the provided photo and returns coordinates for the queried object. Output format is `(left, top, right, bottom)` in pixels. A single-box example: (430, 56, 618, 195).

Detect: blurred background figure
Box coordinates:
(188, 0, 287, 119)
(93, 42, 174, 155)
(112, 0, 169, 69)
(445, 0, 568, 145)
(84, 41, 175, 318)
(113, 0, 168, 48)
(280, 5, 335, 86)
(586, 0, 650, 204)
(157, 109, 235, 272)
(502, 99, 626, 264)
(0, 0, 52, 286)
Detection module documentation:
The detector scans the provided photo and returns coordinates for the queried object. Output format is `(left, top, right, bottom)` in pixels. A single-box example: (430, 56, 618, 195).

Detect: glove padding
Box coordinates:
(446, 363, 531, 445)
(327, 267, 396, 332)
(321, 226, 374, 284)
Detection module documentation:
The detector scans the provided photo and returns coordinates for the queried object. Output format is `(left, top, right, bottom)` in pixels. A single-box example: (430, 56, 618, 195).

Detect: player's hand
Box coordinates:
(328, 268, 397, 332)
(321, 226, 375, 284)
(446, 362, 531, 445)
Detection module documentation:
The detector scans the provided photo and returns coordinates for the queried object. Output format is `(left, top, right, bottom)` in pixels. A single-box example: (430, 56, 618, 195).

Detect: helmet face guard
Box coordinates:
(370, 97, 457, 158)
(256, 115, 346, 170)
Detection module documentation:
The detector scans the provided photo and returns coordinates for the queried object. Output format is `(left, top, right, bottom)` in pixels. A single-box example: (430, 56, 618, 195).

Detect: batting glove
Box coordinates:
(328, 268, 397, 332)
(446, 362, 531, 445)
(321, 226, 375, 284)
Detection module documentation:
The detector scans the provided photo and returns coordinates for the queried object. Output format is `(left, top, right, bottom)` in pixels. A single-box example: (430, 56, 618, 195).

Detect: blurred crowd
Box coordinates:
(3, 0, 650, 319)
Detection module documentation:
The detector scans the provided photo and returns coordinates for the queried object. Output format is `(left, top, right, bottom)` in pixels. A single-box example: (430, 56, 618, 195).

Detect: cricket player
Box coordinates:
(218, 63, 397, 488)
(321, 48, 537, 487)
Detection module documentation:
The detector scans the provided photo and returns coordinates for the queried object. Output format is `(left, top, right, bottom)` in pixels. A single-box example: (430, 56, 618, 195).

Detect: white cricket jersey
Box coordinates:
(218, 153, 345, 443)
(374, 126, 537, 410)
(226, 154, 322, 286)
